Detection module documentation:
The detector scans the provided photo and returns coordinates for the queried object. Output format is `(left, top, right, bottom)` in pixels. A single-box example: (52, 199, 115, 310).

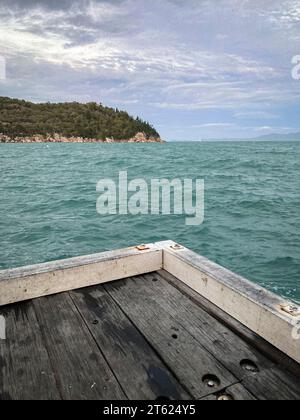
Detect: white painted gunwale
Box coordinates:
(0, 244, 160, 281)
(0, 244, 162, 306)
(157, 241, 295, 320)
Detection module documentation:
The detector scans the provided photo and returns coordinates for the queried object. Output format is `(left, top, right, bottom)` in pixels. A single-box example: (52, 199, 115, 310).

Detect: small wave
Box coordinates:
(236, 198, 284, 212)
(264, 256, 296, 268)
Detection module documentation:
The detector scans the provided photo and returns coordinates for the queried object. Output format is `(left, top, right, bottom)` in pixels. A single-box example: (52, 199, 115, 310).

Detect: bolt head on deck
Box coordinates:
(240, 359, 260, 373)
(218, 394, 234, 401)
(202, 374, 221, 389)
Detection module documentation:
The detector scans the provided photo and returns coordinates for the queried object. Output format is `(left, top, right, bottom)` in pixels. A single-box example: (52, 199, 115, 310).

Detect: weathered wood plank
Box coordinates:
(159, 269, 300, 378)
(33, 293, 126, 400)
(200, 383, 256, 401)
(146, 272, 300, 400)
(0, 245, 162, 306)
(242, 366, 300, 400)
(158, 241, 300, 364)
(0, 302, 60, 400)
(70, 285, 191, 400)
(104, 277, 238, 399)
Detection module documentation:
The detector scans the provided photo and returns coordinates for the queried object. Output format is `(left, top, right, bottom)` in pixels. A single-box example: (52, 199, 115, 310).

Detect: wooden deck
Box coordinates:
(1, 270, 299, 400)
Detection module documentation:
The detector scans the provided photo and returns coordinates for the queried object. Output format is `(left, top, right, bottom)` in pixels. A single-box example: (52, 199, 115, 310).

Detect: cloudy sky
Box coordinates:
(0, 0, 300, 140)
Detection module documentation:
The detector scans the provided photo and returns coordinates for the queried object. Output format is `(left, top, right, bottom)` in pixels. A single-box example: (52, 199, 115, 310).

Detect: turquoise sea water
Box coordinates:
(0, 141, 299, 302)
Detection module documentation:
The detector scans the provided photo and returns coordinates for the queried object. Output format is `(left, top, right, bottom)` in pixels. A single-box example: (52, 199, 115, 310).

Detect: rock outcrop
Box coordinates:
(0, 132, 163, 144)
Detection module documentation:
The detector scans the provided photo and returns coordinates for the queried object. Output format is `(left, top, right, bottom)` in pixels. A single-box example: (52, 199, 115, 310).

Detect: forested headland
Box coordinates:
(0, 97, 162, 143)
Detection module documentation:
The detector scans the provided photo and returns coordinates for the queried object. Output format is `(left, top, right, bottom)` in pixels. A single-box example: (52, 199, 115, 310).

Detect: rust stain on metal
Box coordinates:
(170, 244, 185, 251)
(201, 275, 208, 286)
(280, 304, 300, 317)
(136, 245, 150, 251)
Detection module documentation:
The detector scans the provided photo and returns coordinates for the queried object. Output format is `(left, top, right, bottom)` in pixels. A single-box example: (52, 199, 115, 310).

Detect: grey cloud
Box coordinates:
(0, 0, 135, 46)
(0, 0, 127, 11)
(0, 0, 76, 11)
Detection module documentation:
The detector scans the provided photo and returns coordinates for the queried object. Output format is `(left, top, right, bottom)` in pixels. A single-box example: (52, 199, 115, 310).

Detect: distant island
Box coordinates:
(250, 132, 300, 141)
(0, 97, 162, 143)
(202, 132, 300, 142)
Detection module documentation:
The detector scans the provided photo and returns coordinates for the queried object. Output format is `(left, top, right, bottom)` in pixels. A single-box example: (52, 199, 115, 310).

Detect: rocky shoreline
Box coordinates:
(0, 132, 163, 144)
